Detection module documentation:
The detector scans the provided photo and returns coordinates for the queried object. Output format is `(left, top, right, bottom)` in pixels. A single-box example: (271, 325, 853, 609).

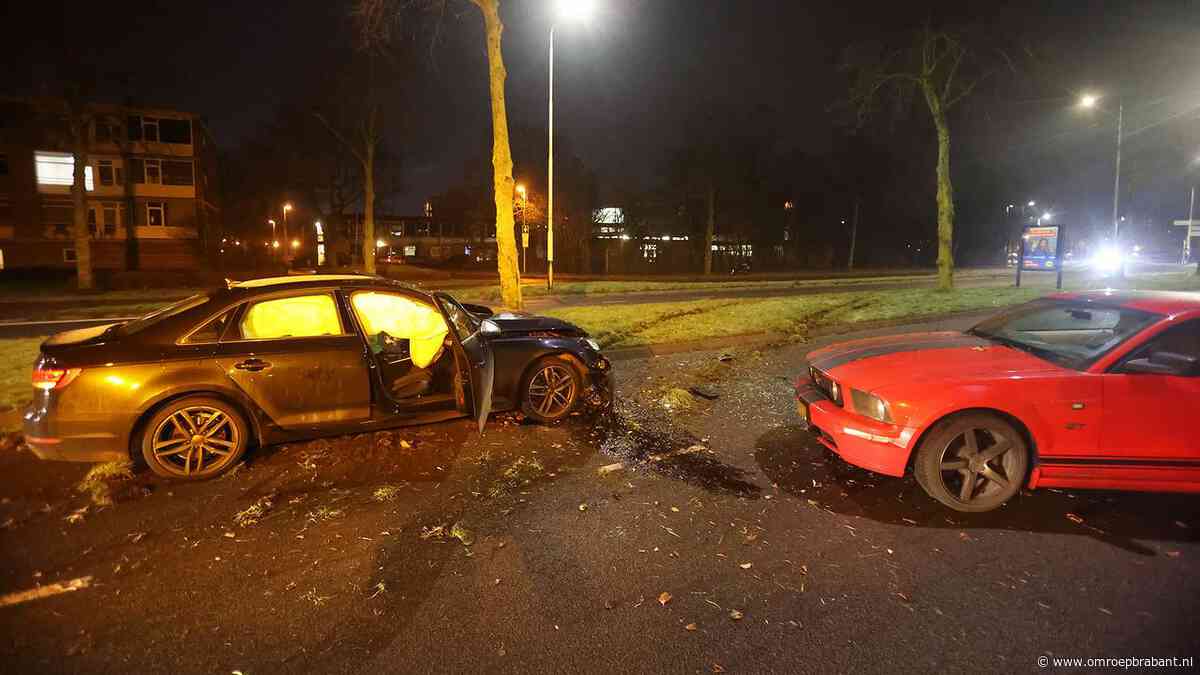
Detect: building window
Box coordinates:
(87, 207, 97, 236)
(404, 245, 417, 256)
(95, 121, 120, 143)
(142, 117, 159, 142)
(35, 151, 94, 190)
(158, 118, 192, 144)
(103, 205, 118, 236)
(163, 160, 194, 186)
(147, 201, 166, 226)
(98, 159, 114, 186)
(54, 223, 69, 237)
(144, 159, 161, 184)
(0, 153, 7, 175)
(63, 248, 77, 262)
(642, 243, 657, 260)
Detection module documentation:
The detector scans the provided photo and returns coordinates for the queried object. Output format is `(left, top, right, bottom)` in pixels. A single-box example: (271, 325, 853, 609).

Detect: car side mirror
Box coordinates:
(1120, 351, 1198, 376)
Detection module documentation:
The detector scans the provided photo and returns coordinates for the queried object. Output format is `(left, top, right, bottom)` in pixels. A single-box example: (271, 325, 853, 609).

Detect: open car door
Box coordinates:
(435, 293, 494, 433)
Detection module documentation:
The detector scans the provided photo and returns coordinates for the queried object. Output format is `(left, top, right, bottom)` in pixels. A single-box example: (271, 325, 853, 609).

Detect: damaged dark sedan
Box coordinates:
(23, 274, 611, 479)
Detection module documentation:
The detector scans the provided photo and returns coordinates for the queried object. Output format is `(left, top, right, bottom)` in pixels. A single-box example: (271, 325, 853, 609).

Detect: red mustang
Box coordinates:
(795, 291, 1200, 512)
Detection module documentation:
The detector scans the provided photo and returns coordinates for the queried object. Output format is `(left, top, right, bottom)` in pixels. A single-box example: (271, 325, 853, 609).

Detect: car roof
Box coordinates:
(227, 274, 385, 289)
(1051, 289, 1200, 315)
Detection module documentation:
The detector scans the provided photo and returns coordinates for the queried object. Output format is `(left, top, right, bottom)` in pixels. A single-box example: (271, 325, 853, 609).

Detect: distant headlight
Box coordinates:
(584, 338, 601, 352)
(850, 389, 893, 423)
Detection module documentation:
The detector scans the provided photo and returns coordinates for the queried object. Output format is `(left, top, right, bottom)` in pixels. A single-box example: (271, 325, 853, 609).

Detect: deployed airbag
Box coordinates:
(352, 292, 449, 368)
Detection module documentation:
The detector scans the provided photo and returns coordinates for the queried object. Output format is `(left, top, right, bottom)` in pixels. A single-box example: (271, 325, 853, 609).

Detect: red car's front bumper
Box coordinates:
(796, 380, 915, 478)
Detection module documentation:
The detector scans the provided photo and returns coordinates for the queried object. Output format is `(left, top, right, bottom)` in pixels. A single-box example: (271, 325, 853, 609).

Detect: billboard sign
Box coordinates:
(1021, 225, 1061, 271)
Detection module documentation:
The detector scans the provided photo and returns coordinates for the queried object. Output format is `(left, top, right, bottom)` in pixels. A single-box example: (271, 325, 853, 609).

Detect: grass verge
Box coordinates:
(543, 275, 1200, 348)
(0, 338, 42, 421)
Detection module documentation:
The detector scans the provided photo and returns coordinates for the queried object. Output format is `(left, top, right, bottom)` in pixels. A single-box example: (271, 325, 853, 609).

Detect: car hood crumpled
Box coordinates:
(487, 312, 585, 336)
(807, 331, 1063, 392)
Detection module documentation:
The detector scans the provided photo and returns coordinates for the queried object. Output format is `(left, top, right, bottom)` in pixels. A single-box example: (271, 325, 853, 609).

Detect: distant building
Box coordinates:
(0, 97, 219, 271)
(348, 212, 495, 265)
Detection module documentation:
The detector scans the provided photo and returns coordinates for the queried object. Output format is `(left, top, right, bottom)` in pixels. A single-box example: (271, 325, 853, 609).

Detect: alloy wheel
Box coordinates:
(149, 405, 240, 477)
(527, 364, 578, 418)
(936, 426, 1018, 505)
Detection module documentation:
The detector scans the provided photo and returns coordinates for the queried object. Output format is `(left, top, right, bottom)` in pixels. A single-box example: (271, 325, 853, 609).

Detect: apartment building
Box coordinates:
(0, 97, 219, 271)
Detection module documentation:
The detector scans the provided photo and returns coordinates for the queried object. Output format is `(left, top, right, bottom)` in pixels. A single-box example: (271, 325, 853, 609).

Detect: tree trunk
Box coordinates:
(704, 179, 715, 275)
(474, 0, 523, 309)
(362, 144, 377, 275)
(924, 86, 955, 291)
(71, 128, 94, 290)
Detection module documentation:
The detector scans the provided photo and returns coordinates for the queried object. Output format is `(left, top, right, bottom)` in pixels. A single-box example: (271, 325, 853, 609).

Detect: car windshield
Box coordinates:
(116, 293, 211, 336)
(967, 298, 1160, 370)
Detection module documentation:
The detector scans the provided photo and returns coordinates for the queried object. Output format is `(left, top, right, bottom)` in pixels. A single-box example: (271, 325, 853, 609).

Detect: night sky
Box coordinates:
(4, 1, 1199, 236)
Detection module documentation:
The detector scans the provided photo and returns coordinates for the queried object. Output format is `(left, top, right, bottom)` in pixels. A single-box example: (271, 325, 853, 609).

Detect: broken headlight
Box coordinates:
(850, 389, 893, 423)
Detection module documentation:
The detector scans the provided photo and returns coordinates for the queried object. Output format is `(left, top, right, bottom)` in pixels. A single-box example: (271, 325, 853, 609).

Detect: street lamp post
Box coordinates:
(517, 184, 528, 274)
(268, 219, 277, 259)
(282, 203, 294, 266)
(1079, 94, 1123, 242)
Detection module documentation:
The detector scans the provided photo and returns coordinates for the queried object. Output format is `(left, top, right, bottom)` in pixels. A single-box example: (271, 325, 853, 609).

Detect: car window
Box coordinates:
(237, 294, 344, 340)
(350, 291, 449, 369)
(1134, 319, 1200, 375)
(117, 293, 210, 336)
(969, 299, 1159, 370)
(437, 295, 480, 341)
(182, 309, 234, 344)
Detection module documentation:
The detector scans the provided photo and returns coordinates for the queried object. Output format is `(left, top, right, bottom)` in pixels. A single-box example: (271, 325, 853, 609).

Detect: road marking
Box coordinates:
(0, 317, 134, 328)
(0, 576, 93, 608)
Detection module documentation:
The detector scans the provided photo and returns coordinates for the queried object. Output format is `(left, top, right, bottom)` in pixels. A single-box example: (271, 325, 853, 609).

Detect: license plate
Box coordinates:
(796, 400, 809, 424)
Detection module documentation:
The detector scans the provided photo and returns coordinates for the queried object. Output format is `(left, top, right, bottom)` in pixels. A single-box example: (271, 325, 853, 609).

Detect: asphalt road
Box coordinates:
(0, 316, 1196, 673)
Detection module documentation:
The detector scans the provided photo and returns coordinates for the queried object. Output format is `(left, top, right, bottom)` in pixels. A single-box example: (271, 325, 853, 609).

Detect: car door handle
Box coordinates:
(234, 358, 272, 372)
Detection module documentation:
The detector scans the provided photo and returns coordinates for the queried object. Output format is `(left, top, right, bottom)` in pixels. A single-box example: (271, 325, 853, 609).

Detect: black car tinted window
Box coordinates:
(118, 294, 210, 336)
(182, 309, 234, 344)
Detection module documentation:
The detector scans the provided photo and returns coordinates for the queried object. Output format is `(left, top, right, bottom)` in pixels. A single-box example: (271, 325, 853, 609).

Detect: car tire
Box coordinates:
(140, 396, 249, 479)
(913, 412, 1028, 513)
(521, 356, 582, 423)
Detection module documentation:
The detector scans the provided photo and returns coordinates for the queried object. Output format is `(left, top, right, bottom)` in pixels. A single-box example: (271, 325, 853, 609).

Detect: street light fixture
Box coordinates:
(546, 0, 596, 291)
(1079, 93, 1098, 109)
(516, 184, 528, 274)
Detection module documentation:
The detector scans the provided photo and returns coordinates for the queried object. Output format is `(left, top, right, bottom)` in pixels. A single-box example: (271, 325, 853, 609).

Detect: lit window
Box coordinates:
(240, 294, 343, 340)
(404, 245, 417, 256)
(147, 202, 166, 226)
(35, 151, 94, 190)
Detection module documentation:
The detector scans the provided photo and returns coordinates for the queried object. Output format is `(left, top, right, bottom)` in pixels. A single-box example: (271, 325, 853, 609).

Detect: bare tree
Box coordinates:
(315, 56, 384, 275)
(846, 25, 991, 290)
(61, 92, 95, 289)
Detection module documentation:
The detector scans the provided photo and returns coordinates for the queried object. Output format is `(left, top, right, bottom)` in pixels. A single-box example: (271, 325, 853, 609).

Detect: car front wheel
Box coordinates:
(521, 357, 582, 423)
(140, 396, 249, 479)
(913, 413, 1028, 512)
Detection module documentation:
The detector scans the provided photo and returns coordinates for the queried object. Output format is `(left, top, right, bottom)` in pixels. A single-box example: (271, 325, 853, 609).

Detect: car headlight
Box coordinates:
(850, 389, 893, 423)
(584, 338, 601, 352)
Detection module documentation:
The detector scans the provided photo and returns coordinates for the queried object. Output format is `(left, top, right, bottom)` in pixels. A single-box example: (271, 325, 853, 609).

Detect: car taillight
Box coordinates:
(32, 367, 82, 391)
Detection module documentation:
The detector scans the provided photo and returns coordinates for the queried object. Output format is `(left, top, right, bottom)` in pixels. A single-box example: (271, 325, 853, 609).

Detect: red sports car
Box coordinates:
(795, 290, 1200, 512)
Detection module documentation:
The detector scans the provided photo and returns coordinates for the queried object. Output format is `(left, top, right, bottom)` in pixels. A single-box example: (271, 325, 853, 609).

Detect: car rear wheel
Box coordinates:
(140, 397, 249, 479)
(521, 357, 581, 423)
(913, 413, 1028, 513)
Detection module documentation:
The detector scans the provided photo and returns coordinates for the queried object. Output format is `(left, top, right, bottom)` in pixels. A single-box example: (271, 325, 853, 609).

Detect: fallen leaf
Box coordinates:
(658, 591, 672, 606)
(712, 664, 726, 673)
(729, 609, 744, 620)
(578, 503, 588, 512)
(685, 623, 698, 631)
(1065, 513, 1085, 525)
(739, 562, 752, 570)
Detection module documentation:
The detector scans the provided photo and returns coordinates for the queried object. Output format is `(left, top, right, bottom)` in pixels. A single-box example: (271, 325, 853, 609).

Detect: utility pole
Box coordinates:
(547, 26, 555, 291)
(848, 198, 859, 271)
(1187, 186, 1195, 267)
